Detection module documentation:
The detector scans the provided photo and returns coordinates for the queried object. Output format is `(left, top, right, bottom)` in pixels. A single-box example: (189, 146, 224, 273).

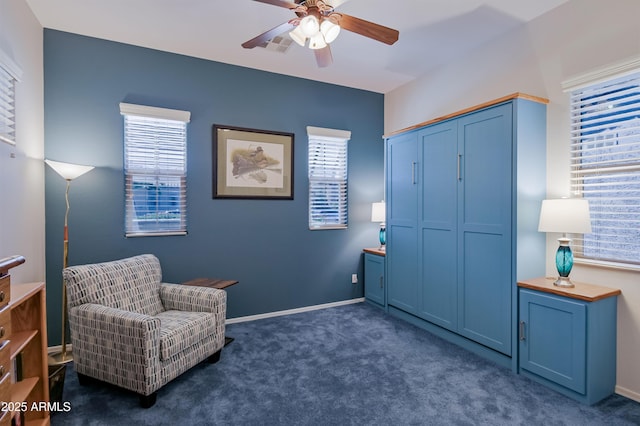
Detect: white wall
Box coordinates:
(385, 0, 640, 402)
(0, 0, 45, 283)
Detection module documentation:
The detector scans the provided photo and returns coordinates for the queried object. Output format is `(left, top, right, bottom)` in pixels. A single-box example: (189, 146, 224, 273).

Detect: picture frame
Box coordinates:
(212, 125, 294, 199)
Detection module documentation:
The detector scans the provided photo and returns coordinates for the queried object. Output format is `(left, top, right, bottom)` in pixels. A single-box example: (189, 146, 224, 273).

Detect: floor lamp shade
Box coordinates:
(46, 159, 94, 365)
(538, 198, 592, 287)
(45, 159, 94, 181)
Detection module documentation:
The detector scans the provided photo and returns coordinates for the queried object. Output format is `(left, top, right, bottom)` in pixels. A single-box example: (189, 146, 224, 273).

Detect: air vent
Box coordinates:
(257, 35, 293, 53)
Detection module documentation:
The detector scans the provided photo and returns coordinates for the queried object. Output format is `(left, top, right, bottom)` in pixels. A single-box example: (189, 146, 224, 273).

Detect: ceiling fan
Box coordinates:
(242, 0, 399, 68)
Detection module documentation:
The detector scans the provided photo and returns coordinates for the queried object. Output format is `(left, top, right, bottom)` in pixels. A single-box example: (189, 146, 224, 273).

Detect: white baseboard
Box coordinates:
(47, 298, 366, 352)
(225, 298, 365, 324)
(615, 385, 640, 403)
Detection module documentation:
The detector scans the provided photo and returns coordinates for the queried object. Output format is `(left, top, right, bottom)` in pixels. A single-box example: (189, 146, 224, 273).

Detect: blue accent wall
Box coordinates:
(44, 30, 384, 345)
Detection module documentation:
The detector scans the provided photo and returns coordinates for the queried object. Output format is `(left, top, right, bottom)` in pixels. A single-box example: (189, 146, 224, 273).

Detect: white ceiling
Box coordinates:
(25, 0, 568, 94)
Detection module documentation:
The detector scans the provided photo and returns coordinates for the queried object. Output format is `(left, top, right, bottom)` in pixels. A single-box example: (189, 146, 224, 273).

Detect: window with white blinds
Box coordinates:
(120, 103, 190, 237)
(0, 51, 22, 146)
(308, 126, 350, 230)
(568, 69, 640, 266)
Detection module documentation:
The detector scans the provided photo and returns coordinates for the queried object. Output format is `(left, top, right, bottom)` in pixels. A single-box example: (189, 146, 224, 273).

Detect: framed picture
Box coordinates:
(212, 125, 294, 199)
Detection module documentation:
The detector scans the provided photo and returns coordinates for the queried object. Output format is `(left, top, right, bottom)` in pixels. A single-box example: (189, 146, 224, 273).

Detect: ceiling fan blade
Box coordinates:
(336, 14, 399, 45)
(314, 45, 333, 68)
(251, 0, 300, 10)
(242, 21, 297, 49)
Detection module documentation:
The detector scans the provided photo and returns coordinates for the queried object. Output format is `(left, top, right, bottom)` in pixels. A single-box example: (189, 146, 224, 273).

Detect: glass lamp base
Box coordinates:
(553, 276, 575, 288)
(554, 238, 575, 288)
(379, 225, 386, 250)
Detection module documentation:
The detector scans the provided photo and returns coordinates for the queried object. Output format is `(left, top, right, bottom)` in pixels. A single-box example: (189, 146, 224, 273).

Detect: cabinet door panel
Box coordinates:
(420, 228, 457, 329)
(458, 104, 512, 229)
(520, 290, 586, 394)
(387, 132, 419, 315)
(387, 132, 418, 224)
(364, 253, 385, 306)
(457, 104, 513, 355)
(459, 232, 511, 354)
(387, 224, 418, 314)
(418, 122, 457, 329)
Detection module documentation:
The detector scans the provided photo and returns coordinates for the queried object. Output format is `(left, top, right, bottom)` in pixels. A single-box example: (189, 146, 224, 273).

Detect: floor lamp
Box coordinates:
(46, 159, 94, 365)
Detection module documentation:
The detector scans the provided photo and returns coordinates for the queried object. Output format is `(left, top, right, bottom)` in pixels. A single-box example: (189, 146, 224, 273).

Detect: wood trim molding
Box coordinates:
(383, 92, 549, 138)
(517, 276, 621, 302)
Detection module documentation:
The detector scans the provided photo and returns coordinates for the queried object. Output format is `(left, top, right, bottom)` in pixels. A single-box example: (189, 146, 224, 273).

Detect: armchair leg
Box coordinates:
(139, 392, 157, 408)
(77, 373, 92, 386)
(207, 349, 222, 364)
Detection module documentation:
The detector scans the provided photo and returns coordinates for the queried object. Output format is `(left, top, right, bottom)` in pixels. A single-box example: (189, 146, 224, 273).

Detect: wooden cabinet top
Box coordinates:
(363, 248, 386, 256)
(384, 92, 549, 138)
(10, 282, 46, 307)
(518, 277, 621, 302)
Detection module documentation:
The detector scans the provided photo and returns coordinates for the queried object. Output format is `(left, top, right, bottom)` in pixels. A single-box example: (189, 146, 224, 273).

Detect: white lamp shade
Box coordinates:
(320, 19, 340, 44)
(371, 201, 386, 223)
(538, 198, 592, 234)
(308, 33, 327, 50)
(299, 15, 319, 37)
(289, 26, 306, 47)
(45, 159, 94, 181)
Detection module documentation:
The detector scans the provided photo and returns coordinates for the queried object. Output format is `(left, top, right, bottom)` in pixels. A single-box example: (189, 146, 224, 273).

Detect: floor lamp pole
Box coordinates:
(50, 180, 73, 365)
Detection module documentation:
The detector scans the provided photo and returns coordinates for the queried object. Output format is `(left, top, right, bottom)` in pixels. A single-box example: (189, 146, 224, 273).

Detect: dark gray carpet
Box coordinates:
(52, 302, 640, 425)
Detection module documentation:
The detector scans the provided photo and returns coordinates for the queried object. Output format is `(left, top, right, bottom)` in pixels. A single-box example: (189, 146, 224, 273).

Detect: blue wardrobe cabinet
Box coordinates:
(385, 93, 548, 370)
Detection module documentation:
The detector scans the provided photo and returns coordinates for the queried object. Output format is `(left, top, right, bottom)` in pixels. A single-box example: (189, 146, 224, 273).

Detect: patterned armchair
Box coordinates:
(63, 254, 227, 408)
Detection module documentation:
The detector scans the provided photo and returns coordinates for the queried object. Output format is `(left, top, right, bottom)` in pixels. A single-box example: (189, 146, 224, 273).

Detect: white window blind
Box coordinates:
(0, 50, 22, 146)
(568, 70, 640, 266)
(120, 103, 190, 237)
(308, 126, 350, 229)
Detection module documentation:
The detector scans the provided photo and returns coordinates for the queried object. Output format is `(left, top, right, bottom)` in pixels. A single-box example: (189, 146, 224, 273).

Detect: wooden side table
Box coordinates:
(181, 277, 239, 290)
(182, 278, 239, 346)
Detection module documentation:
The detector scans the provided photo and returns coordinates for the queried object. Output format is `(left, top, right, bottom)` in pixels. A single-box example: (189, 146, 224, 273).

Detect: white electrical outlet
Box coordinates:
(351, 274, 358, 284)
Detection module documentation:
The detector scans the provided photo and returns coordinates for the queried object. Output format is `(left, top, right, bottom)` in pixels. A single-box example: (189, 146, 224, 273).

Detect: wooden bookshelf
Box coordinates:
(0, 256, 49, 426)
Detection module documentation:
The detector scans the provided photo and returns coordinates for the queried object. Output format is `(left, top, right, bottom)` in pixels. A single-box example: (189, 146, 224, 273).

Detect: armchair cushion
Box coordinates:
(156, 310, 217, 360)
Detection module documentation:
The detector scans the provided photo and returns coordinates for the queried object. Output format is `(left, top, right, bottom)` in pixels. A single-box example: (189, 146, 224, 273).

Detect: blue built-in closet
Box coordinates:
(384, 94, 547, 371)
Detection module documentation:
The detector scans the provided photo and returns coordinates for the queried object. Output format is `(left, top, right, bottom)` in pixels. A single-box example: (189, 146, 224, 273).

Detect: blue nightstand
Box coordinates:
(518, 277, 621, 405)
(363, 248, 385, 308)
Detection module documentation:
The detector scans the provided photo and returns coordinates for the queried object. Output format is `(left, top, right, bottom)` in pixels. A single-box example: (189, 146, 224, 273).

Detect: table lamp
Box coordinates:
(538, 198, 592, 287)
(371, 201, 386, 250)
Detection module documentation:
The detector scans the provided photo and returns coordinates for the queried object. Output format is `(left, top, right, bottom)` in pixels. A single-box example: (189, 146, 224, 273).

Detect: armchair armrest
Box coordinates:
(69, 303, 161, 355)
(159, 282, 227, 315)
(69, 303, 162, 395)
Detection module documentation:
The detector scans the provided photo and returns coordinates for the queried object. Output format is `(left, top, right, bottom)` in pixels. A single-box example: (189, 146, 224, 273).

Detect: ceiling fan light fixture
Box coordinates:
(299, 15, 320, 37)
(308, 33, 327, 50)
(320, 19, 340, 44)
(289, 25, 307, 47)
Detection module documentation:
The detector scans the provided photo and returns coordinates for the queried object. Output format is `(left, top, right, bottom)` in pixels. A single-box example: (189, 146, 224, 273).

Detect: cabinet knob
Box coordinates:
(0, 365, 4, 376)
(0, 327, 4, 338)
(379, 276, 384, 288)
(0, 291, 4, 302)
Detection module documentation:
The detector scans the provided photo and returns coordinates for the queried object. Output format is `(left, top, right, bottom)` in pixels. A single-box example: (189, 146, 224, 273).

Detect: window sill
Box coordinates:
(125, 231, 187, 238)
(575, 257, 640, 273)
